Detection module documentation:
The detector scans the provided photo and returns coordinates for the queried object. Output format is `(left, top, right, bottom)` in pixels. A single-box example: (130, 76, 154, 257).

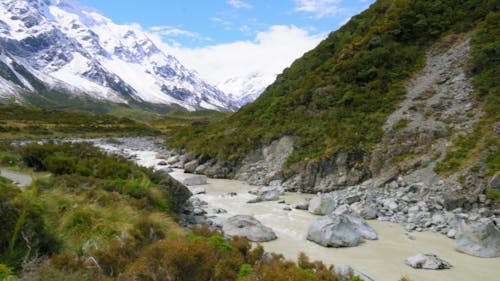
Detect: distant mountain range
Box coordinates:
(0, 0, 243, 111)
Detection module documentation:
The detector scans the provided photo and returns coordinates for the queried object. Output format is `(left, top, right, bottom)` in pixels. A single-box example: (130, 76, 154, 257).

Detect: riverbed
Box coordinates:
(92, 138, 500, 281)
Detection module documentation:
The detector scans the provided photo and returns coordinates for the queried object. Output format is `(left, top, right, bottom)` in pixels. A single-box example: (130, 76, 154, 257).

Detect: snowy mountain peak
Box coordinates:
(0, 0, 236, 111)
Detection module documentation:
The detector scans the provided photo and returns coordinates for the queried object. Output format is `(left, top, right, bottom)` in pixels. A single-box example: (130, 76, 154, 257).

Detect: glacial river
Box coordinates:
(98, 141, 500, 281)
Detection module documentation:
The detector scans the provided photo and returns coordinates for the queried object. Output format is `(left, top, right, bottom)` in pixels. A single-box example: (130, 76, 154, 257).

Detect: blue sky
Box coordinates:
(78, 0, 374, 48)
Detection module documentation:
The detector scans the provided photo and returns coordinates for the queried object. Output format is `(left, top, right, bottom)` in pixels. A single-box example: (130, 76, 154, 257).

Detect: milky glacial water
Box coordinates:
(93, 142, 500, 281)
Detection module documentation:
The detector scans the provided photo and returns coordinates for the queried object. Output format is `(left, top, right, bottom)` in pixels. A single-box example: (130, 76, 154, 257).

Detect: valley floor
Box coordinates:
(90, 137, 500, 281)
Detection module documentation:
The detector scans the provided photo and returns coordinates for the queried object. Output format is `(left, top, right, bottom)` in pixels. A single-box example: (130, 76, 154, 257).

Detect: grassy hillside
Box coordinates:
(18, 89, 179, 120)
(0, 104, 160, 138)
(149, 109, 232, 135)
(0, 142, 343, 281)
(167, 0, 498, 168)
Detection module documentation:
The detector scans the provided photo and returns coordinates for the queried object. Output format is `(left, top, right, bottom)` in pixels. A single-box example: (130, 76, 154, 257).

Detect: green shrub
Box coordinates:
(44, 155, 78, 175)
(486, 189, 500, 201)
(61, 208, 103, 242)
(392, 118, 410, 131)
(94, 159, 132, 179)
(0, 153, 21, 166)
(0, 264, 12, 280)
(238, 263, 252, 278)
(0, 185, 59, 270)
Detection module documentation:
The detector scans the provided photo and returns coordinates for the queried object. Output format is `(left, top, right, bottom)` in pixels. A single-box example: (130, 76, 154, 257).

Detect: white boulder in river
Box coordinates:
(455, 218, 500, 258)
(307, 206, 378, 247)
(308, 193, 338, 215)
(247, 186, 282, 203)
(405, 253, 452, 270)
(222, 215, 277, 242)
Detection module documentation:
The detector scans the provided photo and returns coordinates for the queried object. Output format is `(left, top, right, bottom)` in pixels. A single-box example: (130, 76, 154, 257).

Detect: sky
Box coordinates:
(78, 0, 375, 93)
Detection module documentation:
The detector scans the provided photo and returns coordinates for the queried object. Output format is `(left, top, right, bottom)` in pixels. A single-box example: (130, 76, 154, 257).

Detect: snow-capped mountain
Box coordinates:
(217, 72, 270, 107)
(0, 0, 236, 111)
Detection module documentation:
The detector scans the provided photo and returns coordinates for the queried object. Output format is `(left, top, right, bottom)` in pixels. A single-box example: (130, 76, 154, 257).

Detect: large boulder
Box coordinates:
(351, 201, 378, 220)
(184, 160, 199, 173)
(183, 175, 208, 186)
(294, 198, 312, 210)
(405, 253, 452, 270)
(247, 186, 282, 203)
(222, 215, 277, 242)
(455, 219, 500, 258)
(307, 211, 377, 248)
(308, 193, 338, 215)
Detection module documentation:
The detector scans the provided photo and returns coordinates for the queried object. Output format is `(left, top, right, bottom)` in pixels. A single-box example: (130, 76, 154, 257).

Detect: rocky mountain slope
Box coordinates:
(167, 0, 499, 197)
(0, 0, 235, 111)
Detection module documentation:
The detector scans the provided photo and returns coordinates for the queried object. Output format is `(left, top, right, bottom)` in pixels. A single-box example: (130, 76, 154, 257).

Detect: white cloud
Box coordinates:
(149, 25, 325, 97)
(149, 26, 198, 38)
(294, 0, 343, 18)
(227, 0, 252, 9)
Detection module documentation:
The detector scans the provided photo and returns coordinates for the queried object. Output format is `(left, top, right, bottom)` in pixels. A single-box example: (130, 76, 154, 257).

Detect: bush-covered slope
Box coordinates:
(0, 142, 343, 281)
(167, 0, 498, 167)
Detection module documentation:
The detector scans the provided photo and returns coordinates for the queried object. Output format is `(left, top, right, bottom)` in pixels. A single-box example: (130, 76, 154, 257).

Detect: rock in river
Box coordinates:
(405, 253, 452, 270)
(247, 186, 282, 203)
(307, 211, 377, 248)
(222, 215, 277, 242)
(308, 193, 338, 215)
(455, 219, 500, 258)
(294, 198, 311, 210)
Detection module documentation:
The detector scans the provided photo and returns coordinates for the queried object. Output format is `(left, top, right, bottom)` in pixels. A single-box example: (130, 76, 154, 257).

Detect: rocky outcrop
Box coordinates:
(405, 254, 452, 270)
(307, 208, 377, 248)
(174, 138, 368, 193)
(284, 151, 368, 193)
(235, 136, 294, 186)
(222, 215, 277, 242)
(455, 219, 500, 258)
